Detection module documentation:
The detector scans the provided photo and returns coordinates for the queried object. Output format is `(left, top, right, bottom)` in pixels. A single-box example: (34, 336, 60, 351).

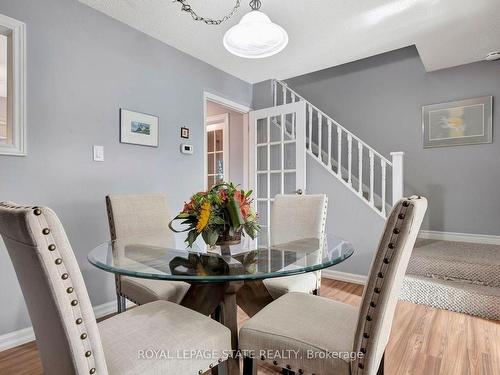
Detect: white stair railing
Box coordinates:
(273, 79, 404, 218)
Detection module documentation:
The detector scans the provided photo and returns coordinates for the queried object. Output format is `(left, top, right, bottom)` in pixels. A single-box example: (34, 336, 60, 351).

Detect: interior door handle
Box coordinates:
(296, 189, 304, 195)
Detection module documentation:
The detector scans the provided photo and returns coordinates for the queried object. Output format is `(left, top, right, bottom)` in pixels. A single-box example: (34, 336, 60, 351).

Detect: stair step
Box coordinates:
(408, 239, 500, 287)
(400, 274, 500, 320)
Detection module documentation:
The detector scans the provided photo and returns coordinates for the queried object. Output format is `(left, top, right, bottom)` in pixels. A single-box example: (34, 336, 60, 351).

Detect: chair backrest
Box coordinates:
(270, 194, 328, 246)
(105, 193, 174, 246)
(0, 202, 108, 375)
(352, 196, 427, 374)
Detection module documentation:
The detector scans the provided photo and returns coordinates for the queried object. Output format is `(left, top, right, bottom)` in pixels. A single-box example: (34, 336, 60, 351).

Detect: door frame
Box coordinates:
(206, 114, 230, 187)
(203, 91, 252, 190)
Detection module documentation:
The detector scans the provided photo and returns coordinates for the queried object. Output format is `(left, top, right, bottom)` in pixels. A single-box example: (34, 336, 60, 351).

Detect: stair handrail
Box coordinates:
(273, 79, 392, 165)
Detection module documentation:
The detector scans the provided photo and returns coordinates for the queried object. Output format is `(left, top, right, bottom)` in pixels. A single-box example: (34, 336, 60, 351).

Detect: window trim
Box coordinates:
(0, 13, 26, 156)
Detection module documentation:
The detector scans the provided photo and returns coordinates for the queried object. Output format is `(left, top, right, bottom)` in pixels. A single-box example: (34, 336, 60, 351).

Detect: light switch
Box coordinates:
(93, 145, 104, 162)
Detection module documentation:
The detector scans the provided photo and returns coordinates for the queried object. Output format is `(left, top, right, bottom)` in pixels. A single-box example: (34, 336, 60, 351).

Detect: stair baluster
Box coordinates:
(272, 79, 403, 218)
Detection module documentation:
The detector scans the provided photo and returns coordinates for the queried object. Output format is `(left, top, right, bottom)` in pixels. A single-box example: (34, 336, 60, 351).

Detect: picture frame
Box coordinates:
(120, 108, 159, 147)
(181, 126, 190, 139)
(422, 96, 493, 149)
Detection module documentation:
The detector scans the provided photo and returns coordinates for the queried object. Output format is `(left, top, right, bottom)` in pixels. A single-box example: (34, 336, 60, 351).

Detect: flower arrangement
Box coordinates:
(169, 182, 260, 247)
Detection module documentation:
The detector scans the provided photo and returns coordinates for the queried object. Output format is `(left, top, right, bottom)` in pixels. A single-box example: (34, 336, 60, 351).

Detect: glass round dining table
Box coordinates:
(88, 233, 354, 374)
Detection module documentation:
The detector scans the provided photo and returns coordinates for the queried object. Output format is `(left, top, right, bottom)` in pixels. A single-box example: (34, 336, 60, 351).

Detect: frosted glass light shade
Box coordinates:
(223, 10, 288, 59)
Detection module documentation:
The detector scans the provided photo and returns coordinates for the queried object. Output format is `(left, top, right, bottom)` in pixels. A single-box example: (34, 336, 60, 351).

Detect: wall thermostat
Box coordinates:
(180, 143, 194, 154)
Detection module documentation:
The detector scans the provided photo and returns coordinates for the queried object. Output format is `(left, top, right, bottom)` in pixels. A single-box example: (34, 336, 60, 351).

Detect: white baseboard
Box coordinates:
(419, 230, 500, 245)
(0, 327, 35, 353)
(0, 299, 135, 352)
(322, 270, 368, 285)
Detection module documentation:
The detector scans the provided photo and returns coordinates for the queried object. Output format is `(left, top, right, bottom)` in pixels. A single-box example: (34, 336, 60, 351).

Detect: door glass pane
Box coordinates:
(257, 118, 267, 144)
(215, 130, 223, 151)
(270, 144, 281, 170)
(257, 201, 268, 227)
(284, 113, 295, 141)
(258, 227, 268, 248)
(270, 115, 281, 142)
(207, 175, 215, 189)
(215, 152, 224, 179)
(257, 146, 267, 171)
(257, 174, 267, 199)
(270, 173, 281, 198)
(284, 172, 296, 194)
(208, 153, 215, 174)
(208, 131, 214, 152)
(284, 142, 296, 170)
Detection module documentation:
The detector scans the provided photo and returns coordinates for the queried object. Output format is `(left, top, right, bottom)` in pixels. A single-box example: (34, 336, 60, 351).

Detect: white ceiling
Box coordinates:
(79, 0, 500, 83)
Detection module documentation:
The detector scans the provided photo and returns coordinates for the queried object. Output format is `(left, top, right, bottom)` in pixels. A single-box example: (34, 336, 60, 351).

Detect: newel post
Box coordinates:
(390, 151, 404, 204)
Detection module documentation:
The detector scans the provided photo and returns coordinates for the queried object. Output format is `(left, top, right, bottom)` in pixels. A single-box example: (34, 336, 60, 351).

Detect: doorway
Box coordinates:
(203, 93, 251, 190)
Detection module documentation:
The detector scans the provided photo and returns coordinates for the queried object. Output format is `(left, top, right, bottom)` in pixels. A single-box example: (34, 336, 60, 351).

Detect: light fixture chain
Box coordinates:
(173, 0, 241, 25)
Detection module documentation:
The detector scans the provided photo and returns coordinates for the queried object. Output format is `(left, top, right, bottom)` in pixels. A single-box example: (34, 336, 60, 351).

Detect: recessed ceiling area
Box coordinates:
(79, 0, 500, 83)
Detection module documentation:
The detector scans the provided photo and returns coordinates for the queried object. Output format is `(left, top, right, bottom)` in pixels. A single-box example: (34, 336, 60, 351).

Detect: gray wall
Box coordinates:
(283, 46, 500, 236)
(0, 0, 252, 335)
(307, 157, 385, 275)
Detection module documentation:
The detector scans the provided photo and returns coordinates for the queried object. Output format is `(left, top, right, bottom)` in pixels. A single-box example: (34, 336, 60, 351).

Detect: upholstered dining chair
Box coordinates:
(263, 194, 328, 299)
(0, 202, 231, 375)
(240, 196, 427, 375)
(106, 193, 190, 312)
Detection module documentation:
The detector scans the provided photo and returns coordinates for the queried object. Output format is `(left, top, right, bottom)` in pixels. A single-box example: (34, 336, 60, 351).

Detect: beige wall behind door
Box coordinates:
(207, 101, 245, 187)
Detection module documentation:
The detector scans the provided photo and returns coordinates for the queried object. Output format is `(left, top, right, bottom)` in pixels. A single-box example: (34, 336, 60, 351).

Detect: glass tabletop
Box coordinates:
(87, 233, 354, 283)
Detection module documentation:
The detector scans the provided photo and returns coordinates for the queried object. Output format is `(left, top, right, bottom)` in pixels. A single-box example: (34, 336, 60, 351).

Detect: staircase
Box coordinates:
(272, 80, 404, 218)
(401, 239, 500, 320)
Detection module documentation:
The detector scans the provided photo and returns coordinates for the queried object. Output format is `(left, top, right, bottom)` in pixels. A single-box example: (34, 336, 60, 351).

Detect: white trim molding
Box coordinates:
(322, 270, 368, 285)
(0, 300, 135, 352)
(419, 230, 500, 245)
(0, 13, 26, 156)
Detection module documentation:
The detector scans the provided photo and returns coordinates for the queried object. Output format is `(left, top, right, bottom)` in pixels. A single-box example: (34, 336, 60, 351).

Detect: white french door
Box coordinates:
(249, 101, 307, 247)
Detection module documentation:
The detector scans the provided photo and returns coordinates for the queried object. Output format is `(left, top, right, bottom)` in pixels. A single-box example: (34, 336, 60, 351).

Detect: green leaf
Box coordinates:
(186, 230, 199, 247)
(227, 198, 244, 227)
(202, 229, 219, 246)
(211, 216, 225, 225)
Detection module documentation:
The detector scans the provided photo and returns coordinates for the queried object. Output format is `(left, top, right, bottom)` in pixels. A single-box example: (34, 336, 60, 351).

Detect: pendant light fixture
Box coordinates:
(174, 0, 288, 59)
(223, 0, 288, 59)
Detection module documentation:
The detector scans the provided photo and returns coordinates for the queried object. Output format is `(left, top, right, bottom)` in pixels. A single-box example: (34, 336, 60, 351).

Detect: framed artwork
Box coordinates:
(422, 96, 493, 148)
(120, 109, 159, 147)
(181, 126, 190, 139)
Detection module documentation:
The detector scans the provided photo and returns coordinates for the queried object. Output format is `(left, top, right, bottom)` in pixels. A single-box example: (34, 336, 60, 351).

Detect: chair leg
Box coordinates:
(211, 304, 222, 322)
(116, 294, 126, 313)
(243, 356, 257, 375)
(377, 351, 385, 375)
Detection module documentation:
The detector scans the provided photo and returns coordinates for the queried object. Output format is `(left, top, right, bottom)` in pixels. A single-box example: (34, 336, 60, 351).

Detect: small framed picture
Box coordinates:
(120, 109, 159, 147)
(422, 96, 493, 148)
(181, 127, 190, 139)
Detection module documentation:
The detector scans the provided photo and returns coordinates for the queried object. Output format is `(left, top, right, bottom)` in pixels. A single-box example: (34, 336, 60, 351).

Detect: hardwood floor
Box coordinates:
(1, 279, 498, 374)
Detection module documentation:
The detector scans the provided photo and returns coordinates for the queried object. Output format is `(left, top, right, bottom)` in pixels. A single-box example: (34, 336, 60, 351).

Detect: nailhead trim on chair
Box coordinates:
(354, 197, 417, 374)
(26, 205, 98, 375)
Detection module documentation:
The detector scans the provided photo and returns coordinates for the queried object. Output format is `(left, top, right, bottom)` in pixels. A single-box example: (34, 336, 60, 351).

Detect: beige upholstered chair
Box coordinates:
(240, 196, 427, 375)
(106, 194, 190, 312)
(263, 194, 328, 299)
(0, 202, 231, 375)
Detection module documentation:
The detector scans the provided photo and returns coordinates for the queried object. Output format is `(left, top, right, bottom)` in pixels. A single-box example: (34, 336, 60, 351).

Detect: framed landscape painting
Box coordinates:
(120, 109, 159, 147)
(422, 96, 493, 148)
